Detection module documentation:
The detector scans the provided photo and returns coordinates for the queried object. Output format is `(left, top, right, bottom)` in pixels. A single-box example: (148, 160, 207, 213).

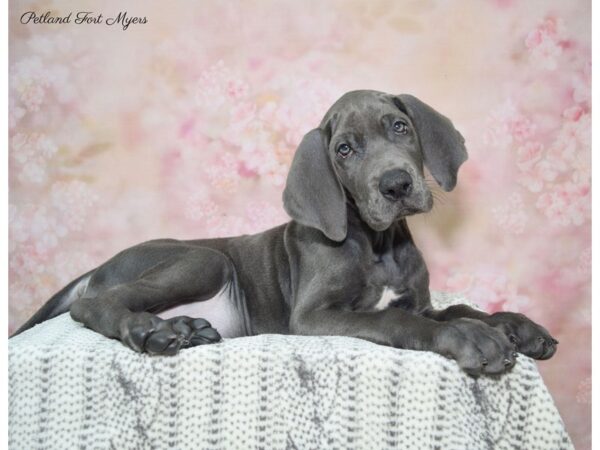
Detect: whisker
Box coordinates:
(431, 191, 447, 205)
(420, 175, 451, 219)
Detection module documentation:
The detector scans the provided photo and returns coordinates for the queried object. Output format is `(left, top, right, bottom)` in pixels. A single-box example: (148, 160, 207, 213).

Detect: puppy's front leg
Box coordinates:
(424, 304, 558, 360)
(290, 304, 517, 376)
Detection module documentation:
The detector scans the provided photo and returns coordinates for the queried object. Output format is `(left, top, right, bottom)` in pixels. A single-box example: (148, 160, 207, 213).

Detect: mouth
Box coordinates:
(398, 193, 434, 215)
(362, 193, 432, 231)
(354, 181, 434, 231)
(397, 205, 426, 217)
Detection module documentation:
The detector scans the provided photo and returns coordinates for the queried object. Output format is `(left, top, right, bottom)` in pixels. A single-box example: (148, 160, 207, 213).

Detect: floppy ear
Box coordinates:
(395, 94, 468, 191)
(283, 128, 347, 241)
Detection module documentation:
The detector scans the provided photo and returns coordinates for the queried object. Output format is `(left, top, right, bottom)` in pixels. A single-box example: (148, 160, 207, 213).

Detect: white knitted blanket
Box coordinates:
(9, 292, 572, 450)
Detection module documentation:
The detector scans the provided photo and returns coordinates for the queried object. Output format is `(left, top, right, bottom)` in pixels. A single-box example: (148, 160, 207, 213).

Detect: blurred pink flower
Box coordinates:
(226, 78, 249, 100)
(536, 179, 590, 226)
(445, 271, 474, 293)
(547, 113, 590, 173)
(50, 249, 97, 286)
(516, 142, 543, 171)
(491, 192, 527, 234)
(205, 152, 241, 194)
(445, 266, 530, 313)
(184, 192, 220, 222)
(17, 205, 68, 254)
(571, 66, 591, 105)
(11, 132, 58, 185)
(10, 57, 50, 112)
(27, 34, 73, 57)
(10, 180, 97, 254)
(205, 215, 247, 238)
(525, 16, 566, 70)
(49, 180, 98, 232)
(9, 279, 53, 321)
(258, 101, 280, 128)
(9, 242, 48, 277)
(8, 97, 26, 129)
(195, 60, 250, 110)
(244, 201, 287, 232)
(229, 101, 257, 131)
(578, 247, 591, 277)
(562, 105, 584, 122)
(500, 293, 531, 313)
(576, 377, 591, 405)
(237, 134, 290, 187)
(518, 159, 558, 193)
(485, 99, 536, 149)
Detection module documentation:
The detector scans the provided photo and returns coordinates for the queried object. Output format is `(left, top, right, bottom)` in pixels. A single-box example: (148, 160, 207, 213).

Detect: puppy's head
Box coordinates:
(283, 90, 468, 241)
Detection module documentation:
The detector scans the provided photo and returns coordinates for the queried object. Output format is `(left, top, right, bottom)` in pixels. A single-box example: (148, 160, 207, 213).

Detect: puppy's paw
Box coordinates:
(433, 318, 518, 377)
(120, 313, 221, 356)
(486, 312, 558, 360)
(170, 317, 222, 348)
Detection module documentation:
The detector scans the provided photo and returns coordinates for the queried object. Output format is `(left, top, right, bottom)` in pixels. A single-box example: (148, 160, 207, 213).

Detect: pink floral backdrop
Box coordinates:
(9, 0, 590, 447)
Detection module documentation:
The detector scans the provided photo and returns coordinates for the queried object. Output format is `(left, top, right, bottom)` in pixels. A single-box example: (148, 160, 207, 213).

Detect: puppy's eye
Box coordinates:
(393, 120, 408, 135)
(336, 143, 353, 158)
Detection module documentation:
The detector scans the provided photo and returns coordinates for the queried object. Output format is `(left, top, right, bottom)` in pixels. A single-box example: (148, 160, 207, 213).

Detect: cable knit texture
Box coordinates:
(9, 292, 572, 450)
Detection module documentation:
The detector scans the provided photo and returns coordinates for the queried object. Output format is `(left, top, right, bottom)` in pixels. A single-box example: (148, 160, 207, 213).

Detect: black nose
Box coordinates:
(378, 169, 413, 201)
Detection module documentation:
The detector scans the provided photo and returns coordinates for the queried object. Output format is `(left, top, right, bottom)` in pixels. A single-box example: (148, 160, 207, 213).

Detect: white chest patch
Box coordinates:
(373, 286, 400, 310)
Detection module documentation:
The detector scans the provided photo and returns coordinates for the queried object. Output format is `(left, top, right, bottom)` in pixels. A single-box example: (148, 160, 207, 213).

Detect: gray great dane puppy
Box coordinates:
(14, 90, 558, 376)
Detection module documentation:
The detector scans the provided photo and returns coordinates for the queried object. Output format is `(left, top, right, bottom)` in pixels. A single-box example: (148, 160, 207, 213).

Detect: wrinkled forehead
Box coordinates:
(321, 91, 408, 136)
